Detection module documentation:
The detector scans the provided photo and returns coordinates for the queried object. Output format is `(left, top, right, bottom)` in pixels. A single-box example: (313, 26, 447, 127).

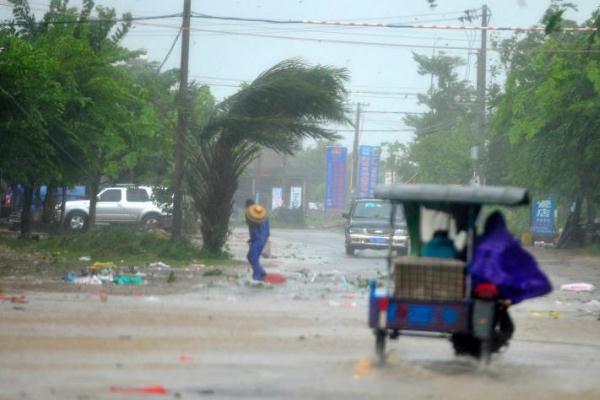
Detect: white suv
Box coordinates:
(61, 186, 169, 231)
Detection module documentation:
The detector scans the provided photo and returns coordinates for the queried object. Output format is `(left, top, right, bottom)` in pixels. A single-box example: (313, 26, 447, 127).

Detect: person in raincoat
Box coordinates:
(471, 211, 552, 305)
(245, 199, 269, 281)
(453, 211, 553, 357)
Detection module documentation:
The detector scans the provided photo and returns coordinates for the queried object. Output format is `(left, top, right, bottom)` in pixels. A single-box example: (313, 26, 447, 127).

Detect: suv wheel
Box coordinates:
(66, 211, 88, 231)
(345, 245, 356, 257)
(141, 213, 161, 229)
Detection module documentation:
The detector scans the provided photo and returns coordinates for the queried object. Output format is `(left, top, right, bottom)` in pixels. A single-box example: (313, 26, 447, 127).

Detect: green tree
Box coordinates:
(187, 59, 349, 255)
(490, 8, 600, 246)
(403, 53, 477, 184)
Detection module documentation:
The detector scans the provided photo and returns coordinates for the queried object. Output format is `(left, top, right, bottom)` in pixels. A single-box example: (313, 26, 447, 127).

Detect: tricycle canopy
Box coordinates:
(374, 184, 529, 207)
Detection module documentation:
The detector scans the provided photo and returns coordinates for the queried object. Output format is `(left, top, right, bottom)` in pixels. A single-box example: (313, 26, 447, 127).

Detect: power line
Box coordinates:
(191, 13, 598, 33)
(0, 12, 182, 27)
(134, 21, 600, 54)
(158, 26, 182, 71)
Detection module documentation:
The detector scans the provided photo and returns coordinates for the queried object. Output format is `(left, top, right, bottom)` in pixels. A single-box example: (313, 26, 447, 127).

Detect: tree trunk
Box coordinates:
(19, 180, 34, 239)
(557, 198, 583, 249)
(87, 176, 100, 230)
(190, 143, 239, 255)
(42, 183, 56, 227)
(58, 186, 67, 233)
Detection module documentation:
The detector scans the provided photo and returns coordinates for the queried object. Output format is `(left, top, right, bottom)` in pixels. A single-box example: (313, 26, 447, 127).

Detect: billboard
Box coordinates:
(324, 146, 347, 212)
(357, 145, 381, 198)
(290, 186, 302, 209)
(531, 196, 556, 237)
(271, 187, 283, 210)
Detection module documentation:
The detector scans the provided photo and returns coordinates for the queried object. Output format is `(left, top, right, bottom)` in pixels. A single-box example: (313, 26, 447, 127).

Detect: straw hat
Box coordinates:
(246, 204, 268, 223)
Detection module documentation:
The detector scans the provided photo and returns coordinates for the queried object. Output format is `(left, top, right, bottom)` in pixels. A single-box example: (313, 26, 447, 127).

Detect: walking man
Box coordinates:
(245, 199, 269, 281)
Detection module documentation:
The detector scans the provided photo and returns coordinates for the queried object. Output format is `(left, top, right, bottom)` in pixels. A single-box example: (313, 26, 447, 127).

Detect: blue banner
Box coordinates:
(531, 196, 556, 237)
(357, 145, 381, 198)
(324, 146, 347, 212)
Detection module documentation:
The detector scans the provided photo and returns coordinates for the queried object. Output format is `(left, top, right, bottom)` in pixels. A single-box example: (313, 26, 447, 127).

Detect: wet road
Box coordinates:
(1, 228, 600, 399)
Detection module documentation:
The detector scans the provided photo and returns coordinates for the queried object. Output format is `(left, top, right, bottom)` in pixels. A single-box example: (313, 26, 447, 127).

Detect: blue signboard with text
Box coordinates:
(324, 146, 347, 212)
(357, 145, 381, 198)
(531, 196, 556, 237)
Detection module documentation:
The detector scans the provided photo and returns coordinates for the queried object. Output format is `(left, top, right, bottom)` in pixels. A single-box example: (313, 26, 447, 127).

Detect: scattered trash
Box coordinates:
(328, 300, 357, 308)
(10, 295, 27, 304)
(89, 262, 116, 271)
(79, 256, 91, 262)
(74, 276, 103, 285)
(62, 272, 78, 283)
(144, 296, 160, 303)
(560, 283, 595, 292)
(149, 261, 172, 270)
(353, 359, 372, 379)
(529, 310, 560, 319)
(264, 273, 286, 285)
(114, 276, 144, 285)
(108, 385, 167, 395)
(179, 355, 192, 363)
(97, 273, 114, 283)
(579, 299, 600, 315)
(13, 306, 26, 311)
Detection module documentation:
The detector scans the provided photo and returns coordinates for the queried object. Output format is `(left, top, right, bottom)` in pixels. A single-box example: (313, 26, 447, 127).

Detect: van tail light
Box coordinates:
(474, 283, 499, 300)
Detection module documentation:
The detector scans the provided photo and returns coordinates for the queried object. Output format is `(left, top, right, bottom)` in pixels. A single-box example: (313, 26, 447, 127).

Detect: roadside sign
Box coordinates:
(324, 146, 347, 212)
(531, 196, 556, 237)
(357, 145, 381, 198)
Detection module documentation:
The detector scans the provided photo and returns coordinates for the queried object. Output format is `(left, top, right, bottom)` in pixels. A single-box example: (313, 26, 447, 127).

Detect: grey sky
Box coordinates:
(2, 0, 598, 149)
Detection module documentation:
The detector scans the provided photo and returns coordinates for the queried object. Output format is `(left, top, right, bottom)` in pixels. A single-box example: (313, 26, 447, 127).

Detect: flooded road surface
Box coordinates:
(1, 228, 600, 399)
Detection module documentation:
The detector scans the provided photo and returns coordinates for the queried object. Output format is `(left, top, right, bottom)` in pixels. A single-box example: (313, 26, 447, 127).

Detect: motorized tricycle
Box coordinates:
(368, 183, 532, 364)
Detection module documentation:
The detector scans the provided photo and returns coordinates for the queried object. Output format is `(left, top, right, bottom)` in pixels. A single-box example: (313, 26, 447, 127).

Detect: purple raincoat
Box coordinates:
(471, 212, 552, 304)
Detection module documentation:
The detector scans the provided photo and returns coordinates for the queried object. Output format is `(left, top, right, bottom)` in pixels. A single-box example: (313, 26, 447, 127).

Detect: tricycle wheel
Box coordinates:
(375, 329, 386, 365)
(479, 339, 492, 365)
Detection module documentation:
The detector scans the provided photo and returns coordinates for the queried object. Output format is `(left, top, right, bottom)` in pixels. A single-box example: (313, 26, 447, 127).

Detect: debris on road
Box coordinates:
(264, 272, 286, 284)
(89, 261, 116, 271)
(74, 276, 103, 285)
(114, 276, 144, 285)
(10, 295, 28, 304)
(149, 261, 172, 270)
(560, 283, 595, 292)
(529, 310, 560, 319)
(108, 385, 167, 395)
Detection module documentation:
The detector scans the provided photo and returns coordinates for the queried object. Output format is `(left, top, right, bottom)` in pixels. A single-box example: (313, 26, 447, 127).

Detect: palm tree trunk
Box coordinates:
(193, 143, 239, 255)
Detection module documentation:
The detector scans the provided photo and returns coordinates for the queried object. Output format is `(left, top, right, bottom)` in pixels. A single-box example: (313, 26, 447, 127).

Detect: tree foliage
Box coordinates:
(401, 52, 477, 184)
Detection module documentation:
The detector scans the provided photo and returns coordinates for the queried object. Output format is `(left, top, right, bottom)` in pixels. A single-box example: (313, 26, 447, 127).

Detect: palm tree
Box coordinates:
(187, 59, 349, 255)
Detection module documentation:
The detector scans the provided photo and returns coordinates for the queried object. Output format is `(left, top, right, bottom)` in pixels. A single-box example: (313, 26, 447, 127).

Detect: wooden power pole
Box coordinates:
(172, 0, 191, 239)
(350, 102, 362, 199)
(474, 4, 488, 185)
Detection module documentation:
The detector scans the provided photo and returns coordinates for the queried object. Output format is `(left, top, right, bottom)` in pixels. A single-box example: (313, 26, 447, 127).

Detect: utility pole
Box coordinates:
(172, 0, 191, 239)
(350, 102, 362, 199)
(474, 4, 488, 185)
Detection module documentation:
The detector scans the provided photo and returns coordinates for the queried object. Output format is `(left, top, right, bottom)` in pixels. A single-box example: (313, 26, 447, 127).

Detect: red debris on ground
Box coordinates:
(264, 273, 286, 285)
(108, 385, 167, 394)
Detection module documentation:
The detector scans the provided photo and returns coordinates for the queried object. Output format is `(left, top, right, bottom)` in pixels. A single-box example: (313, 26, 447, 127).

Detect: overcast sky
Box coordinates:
(2, 0, 598, 149)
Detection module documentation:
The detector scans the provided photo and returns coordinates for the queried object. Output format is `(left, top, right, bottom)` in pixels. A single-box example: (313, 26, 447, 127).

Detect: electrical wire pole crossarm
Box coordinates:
(172, 0, 191, 239)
